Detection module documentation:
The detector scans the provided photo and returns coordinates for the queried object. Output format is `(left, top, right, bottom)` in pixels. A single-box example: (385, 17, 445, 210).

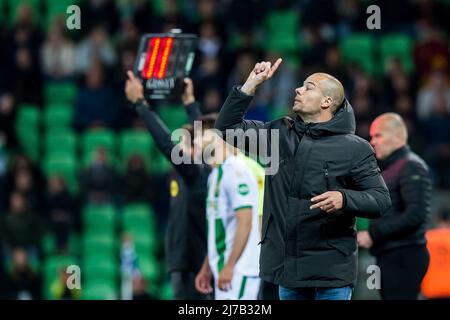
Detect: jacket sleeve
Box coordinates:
(338, 142, 391, 218)
(135, 100, 199, 185)
(185, 101, 202, 123)
(215, 86, 272, 157)
(368, 161, 432, 242)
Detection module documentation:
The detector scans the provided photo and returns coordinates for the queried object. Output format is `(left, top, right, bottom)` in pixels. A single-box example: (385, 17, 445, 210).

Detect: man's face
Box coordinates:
(292, 75, 326, 115)
(370, 121, 399, 160)
(193, 129, 214, 158)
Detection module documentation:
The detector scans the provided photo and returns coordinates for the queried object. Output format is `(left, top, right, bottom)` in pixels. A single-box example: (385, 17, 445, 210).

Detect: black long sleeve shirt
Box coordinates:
(134, 100, 209, 273)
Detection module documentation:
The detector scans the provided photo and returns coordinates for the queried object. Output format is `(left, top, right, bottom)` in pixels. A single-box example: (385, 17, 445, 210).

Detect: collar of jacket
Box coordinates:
(379, 145, 410, 170)
(292, 98, 356, 138)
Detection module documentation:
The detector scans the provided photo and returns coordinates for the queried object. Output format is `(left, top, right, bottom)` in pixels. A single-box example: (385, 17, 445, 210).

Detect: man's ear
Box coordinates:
(321, 96, 333, 110)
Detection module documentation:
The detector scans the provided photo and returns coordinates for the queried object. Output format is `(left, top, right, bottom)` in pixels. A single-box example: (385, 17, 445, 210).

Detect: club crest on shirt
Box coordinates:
(238, 183, 249, 196)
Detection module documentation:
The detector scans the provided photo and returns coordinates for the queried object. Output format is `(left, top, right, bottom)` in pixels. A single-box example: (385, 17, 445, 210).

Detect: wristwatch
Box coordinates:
(135, 97, 147, 106)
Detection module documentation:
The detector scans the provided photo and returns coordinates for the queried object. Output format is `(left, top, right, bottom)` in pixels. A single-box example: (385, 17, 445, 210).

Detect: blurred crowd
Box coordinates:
(0, 0, 449, 299)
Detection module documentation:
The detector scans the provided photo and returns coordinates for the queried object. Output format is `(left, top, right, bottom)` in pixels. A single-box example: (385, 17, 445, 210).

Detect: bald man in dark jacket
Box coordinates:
(358, 113, 431, 300)
(215, 59, 391, 300)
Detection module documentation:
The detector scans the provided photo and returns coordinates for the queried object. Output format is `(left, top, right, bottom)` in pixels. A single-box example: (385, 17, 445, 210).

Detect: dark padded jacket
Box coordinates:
(215, 86, 391, 288)
(369, 146, 432, 256)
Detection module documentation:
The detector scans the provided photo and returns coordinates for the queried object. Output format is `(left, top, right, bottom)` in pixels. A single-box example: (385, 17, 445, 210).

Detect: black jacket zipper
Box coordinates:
(324, 162, 330, 190)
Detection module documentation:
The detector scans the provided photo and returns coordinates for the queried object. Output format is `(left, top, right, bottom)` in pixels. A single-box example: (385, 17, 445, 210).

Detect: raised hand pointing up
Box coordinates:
(240, 58, 282, 95)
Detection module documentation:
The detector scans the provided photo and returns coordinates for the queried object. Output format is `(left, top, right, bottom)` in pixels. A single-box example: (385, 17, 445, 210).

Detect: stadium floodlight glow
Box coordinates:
(134, 32, 197, 101)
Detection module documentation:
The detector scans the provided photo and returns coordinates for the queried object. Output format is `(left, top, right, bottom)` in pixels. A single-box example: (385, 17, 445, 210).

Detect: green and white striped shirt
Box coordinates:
(206, 155, 261, 278)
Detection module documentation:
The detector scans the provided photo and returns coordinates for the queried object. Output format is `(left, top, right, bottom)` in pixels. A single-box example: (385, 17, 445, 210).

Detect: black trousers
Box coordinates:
(170, 271, 211, 300)
(377, 244, 429, 300)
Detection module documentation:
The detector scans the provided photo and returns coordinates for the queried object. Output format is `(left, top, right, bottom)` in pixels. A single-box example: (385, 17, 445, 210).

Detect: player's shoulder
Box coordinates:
(223, 156, 254, 180)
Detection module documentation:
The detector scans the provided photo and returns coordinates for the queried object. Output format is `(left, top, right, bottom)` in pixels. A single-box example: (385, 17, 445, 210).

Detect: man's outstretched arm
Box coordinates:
(124, 71, 199, 184)
(214, 59, 282, 151)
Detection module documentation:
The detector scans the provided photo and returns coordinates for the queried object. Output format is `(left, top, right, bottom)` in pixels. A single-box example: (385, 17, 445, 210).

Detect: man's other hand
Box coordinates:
(125, 70, 144, 104)
(182, 77, 195, 106)
(357, 231, 374, 249)
(195, 266, 213, 295)
(310, 191, 343, 213)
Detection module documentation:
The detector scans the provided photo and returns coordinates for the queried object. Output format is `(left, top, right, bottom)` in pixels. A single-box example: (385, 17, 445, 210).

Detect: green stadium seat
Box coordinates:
(81, 129, 117, 166)
(119, 129, 153, 159)
(43, 104, 74, 129)
(150, 0, 164, 16)
(82, 283, 118, 300)
(264, 11, 301, 53)
(16, 104, 40, 127)
(158, 105, 188, 132)
(160, 281, 174, 300)
(133, 232, 158, 257)
(149, 151, 172, 175)
(83, 258, 118, 281)
(41, 232, 80, 256)
(17, 127, 40, 162)
(44, 130, 77, 156)
(356, 217, 369, 231)
(43, 153, 78, 193)
(379, 34, 414, 73)
(137, 255, 160, 284)
(0, 0, 5, 22)
(15, 104, 41, 160)
(82, 235, 117, 258)
(122, 203, 156, 231)
(341, 33, 376, 75)
(44, 82, 77, 105)
(82, 204, 116, 233)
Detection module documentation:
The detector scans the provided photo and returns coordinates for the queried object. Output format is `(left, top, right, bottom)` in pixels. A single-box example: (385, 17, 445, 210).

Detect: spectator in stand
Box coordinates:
(414, 26, 449, 79)
(202, 88, 223, 114)
(191, 56, 224, 103)
(45, 175, 77, 253)
(75, 24, 117, 75)
(74, 60, 119, 130)
(2, 192, 42, 258)
(0, 133, 8, 213)
(0, 93, 18, 151)
(78, 0, 120, 36)
(79, 147, 120, 204)
(420, 92, 450, 188)
(3, 248, 41, 300)
(122, 154, 155, 204)
(14, 168, 44, 214)
(10, 47, 43, 107)
(41, 24, 76, 81)
(383, 58, 416, 108)
(417, 70, 450, 121)
(6, 4, 43, 106)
